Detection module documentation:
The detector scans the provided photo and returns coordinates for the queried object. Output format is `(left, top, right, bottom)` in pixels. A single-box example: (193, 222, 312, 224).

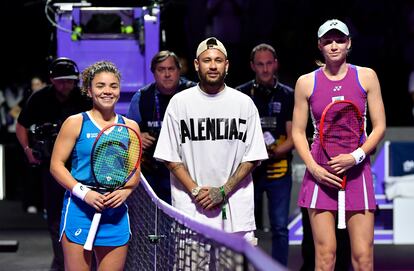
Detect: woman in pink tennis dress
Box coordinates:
(292, 19, 386, 270)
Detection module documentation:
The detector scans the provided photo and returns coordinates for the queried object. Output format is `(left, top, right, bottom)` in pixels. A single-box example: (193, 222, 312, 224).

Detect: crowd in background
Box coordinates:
(1, 0, 414, 127)
(1, 0, 414, 207)
(0, 1, 411, 269)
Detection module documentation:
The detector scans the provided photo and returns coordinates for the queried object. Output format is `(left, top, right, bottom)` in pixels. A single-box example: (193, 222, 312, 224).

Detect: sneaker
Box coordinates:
(26, 206, 38, 214)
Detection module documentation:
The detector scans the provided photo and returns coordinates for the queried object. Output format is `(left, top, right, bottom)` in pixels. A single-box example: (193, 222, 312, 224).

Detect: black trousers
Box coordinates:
(41, 162, 65, 271)
(22, 164, 43, 211)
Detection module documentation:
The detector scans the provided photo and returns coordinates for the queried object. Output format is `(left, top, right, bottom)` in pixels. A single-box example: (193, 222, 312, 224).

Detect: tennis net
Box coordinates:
(125, 174, 285, 271)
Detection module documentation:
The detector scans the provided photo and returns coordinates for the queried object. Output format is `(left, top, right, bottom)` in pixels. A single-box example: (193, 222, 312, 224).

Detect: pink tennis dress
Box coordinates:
(298, 65, 376, 211)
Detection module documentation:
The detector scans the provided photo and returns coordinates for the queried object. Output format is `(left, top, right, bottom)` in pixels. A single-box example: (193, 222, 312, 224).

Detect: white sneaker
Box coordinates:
(27, 206, 38, 214)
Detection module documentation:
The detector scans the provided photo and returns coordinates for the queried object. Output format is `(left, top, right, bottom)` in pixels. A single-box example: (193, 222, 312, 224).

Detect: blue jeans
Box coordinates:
(254, 172, 292, 266)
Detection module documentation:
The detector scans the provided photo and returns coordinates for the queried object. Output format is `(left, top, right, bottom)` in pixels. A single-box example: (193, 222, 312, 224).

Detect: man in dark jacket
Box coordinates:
(16, 57, 92, 271)
(127, 50, 196, 204)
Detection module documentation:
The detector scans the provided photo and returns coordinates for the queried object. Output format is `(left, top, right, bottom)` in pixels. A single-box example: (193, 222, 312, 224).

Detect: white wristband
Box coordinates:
(72, 183, 91, 201)
(350, 147, 366, 165)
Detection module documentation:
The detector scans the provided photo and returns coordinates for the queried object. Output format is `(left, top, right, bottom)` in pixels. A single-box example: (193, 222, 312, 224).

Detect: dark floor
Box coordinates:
(256, 231, 414, 271)
(1, 200, 414, 271)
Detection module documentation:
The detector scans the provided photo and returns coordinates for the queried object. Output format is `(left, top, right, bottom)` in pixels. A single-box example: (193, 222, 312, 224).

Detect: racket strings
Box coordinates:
(125, 129, 141, 173)
(92, 126, 141, 189)
(321, 103, 363, 158)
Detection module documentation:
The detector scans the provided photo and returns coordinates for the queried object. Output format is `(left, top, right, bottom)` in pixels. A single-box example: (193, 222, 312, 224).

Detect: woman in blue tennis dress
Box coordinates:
(50, 61, 141, 270)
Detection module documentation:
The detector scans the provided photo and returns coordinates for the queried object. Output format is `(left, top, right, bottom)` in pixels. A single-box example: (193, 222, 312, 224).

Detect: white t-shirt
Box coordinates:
(154, 85, 268, 232)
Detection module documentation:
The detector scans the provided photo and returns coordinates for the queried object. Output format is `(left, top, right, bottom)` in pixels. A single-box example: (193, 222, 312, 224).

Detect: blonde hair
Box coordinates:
(315, 60, 325, 67)
(81, 61, 121, 95)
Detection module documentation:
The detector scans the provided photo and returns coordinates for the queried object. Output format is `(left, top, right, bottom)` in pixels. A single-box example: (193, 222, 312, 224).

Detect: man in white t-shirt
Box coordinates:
(153, 37, 268, 243)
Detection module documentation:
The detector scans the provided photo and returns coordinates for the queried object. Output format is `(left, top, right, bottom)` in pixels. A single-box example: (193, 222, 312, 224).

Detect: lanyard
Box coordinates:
(154, 91, 161, 123)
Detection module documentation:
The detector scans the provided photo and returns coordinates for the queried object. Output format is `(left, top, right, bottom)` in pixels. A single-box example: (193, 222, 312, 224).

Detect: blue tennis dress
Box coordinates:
(59, 112, 131, 246)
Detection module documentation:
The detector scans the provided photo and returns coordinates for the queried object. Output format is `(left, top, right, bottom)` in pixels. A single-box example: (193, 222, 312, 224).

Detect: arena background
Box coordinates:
(1, 1, 414, 270)
(0, 0, 414, 126)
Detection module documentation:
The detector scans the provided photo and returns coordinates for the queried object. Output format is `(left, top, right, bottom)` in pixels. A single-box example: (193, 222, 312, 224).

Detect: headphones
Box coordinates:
(49, 57, 80, 79)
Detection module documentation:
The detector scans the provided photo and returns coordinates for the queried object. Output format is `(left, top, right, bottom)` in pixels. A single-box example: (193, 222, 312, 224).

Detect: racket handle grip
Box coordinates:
(337, 190, 346, 229)
(84, 212, 102, 251)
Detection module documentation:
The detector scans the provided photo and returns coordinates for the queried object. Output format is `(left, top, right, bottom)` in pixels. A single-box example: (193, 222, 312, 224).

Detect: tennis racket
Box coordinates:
(83, 123, 142, 251)
(320, 100, 364, 229)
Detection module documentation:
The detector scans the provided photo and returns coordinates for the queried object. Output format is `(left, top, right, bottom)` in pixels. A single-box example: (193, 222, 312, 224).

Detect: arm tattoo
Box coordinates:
(165, 162, 197, 192)
(223, 161, 259, 195)
(209, 187, 224, 205)
(166, 162, 185, 173)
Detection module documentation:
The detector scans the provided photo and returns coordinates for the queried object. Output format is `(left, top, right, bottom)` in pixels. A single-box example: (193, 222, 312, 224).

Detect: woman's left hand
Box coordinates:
(103, 188, 133, 208)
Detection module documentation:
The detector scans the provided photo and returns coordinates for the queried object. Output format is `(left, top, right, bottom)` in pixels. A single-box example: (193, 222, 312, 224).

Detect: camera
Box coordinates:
(29, 122, 60, 161)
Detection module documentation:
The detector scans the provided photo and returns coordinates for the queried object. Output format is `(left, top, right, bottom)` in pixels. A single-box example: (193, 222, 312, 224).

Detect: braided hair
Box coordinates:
(81, 61, 121, 95)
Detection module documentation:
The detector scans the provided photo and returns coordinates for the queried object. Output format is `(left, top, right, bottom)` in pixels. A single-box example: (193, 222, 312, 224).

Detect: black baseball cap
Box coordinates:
(50, 58, 79, 80)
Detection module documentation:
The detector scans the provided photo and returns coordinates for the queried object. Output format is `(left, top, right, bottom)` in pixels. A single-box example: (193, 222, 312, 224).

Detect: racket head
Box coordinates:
(91, 123, 142, 190)
(320, 100, 364, 159)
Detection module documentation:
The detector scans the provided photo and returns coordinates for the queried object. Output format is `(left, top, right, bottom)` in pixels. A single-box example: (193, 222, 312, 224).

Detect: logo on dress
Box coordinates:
(87, 133, 98, 139)
(333, 85, 342, 92)
(332, 96, 345, 102)
(75, 229, 82, 236)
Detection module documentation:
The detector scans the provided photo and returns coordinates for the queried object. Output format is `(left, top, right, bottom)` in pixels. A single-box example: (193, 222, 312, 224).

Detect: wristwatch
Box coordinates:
(191, 186, 202, 198)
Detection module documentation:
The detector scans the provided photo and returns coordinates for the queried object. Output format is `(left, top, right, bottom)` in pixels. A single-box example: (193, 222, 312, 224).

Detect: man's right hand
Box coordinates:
(141, 132, 156, 149)
(25, 148, 41, 165)
(196, 186, 224, 210)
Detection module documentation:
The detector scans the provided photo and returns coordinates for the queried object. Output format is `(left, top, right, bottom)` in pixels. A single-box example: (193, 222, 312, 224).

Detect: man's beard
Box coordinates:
(198, 70, 226, 87)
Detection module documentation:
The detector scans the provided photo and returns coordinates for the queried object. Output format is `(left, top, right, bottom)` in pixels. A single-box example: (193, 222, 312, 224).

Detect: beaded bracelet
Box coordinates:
(219, 186, 227, 220)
